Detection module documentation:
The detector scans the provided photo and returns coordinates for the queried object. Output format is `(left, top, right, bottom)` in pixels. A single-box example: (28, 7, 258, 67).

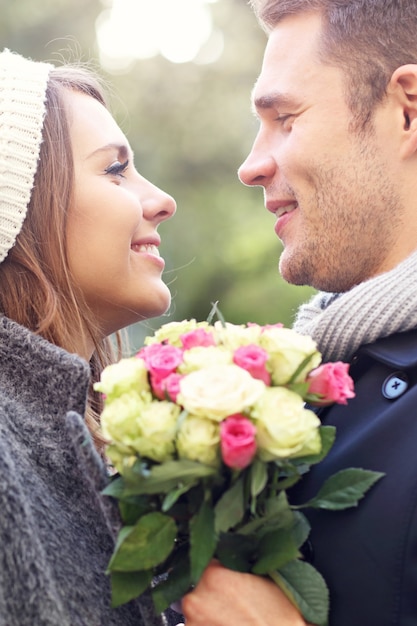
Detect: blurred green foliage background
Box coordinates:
(1, 0, 315, 349)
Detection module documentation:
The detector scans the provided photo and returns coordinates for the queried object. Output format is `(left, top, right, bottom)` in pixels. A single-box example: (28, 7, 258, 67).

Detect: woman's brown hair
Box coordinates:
(0, 64, 123, 453)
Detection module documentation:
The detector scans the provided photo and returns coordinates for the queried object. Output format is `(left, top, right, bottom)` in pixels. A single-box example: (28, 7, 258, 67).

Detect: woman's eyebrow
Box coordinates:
(86, 143, 131, 161)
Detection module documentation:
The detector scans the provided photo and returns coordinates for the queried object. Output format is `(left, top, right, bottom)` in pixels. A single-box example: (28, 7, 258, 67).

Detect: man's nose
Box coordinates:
(238, 145, 276, 188)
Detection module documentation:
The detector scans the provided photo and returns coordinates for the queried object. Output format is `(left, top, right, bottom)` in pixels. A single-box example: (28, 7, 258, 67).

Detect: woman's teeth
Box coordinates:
(131, 243, 160, 256)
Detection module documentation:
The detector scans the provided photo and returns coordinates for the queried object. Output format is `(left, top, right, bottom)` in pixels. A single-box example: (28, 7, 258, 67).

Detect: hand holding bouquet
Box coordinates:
(95, 310, 383, 626)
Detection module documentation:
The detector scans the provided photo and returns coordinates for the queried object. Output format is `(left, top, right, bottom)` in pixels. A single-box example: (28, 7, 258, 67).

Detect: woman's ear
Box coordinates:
(390, 65, 417, 159)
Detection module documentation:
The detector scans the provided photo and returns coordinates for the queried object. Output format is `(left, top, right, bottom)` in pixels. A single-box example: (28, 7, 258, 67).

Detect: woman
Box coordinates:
(0, 48, 178, 625)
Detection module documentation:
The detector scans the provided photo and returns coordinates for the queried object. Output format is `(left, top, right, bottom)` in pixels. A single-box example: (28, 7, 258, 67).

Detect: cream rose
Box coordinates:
(134, 400, 181, 462)
(101, 391, 179, 463)
(145, 319, 211, 347)
(100, 390, 148, 445)
(94, 357, 149, 399)
(252, 387, 322, 461)
(259, 327, 321, 385)
(213, 321, 262, 350)
(176, 414, 221, 467)
(178, 345, 232, 374)
(105, 443, 137, 475)
(177, 363, 265, 421)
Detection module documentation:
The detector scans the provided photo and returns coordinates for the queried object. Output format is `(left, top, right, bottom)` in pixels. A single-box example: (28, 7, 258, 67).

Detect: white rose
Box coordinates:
(252, 387, 321, 461)
(177, 363, 265, 421)
(176, 414, 220, 467)
(259, 327, 321, 384)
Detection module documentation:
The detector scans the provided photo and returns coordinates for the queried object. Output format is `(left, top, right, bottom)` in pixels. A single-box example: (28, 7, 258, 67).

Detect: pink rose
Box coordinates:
(136, 342, 164, 361)
(151, 372, 184, 402)
(247, 322, 284, 330)
(180, 328, 216, 350)
(307, 362, 355, 406)
(261, 323, 284, 331)
(233, 344, 271, 385)
(220, 414, 257, 470)
(138, 343, 183, 378)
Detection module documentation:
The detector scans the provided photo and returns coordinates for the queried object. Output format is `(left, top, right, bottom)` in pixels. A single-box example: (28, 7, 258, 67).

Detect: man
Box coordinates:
(180, 1, 417, 625)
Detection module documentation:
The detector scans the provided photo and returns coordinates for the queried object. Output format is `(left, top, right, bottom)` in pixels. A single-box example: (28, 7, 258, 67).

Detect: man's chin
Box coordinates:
(278, 254, 309, 287)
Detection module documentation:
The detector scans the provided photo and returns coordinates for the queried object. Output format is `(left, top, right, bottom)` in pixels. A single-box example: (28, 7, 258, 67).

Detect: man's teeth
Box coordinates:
(277, 203, 297, 218)
(131, 243, 160, 256)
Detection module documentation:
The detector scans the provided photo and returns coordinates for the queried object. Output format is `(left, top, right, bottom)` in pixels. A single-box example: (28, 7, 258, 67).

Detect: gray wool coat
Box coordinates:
(0, 315, 171, 626)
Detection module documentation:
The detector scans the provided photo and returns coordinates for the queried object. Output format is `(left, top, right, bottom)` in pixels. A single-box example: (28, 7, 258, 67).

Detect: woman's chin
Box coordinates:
(143, 283, 172, 319)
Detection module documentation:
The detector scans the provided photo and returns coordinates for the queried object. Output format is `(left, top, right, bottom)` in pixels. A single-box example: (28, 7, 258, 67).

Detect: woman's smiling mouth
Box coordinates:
(131, 242, 161, 256)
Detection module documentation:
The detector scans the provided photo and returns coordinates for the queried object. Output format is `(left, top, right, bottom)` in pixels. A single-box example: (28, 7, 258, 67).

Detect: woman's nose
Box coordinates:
(143, 183, 177, 223)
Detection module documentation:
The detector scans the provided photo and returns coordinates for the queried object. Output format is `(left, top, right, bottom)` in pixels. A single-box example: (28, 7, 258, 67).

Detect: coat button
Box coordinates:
(382, 372, 409, 399)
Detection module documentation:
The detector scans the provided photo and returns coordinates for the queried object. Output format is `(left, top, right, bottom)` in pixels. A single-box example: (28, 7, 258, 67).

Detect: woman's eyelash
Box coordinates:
(104, 159, 129, 177)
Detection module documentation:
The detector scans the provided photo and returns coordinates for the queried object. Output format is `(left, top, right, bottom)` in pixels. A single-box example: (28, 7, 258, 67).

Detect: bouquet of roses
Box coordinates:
(95, 308, 383, 626)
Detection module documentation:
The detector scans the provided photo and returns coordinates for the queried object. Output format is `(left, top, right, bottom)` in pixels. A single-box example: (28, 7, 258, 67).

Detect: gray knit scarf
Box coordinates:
(293, 248, 417, 363)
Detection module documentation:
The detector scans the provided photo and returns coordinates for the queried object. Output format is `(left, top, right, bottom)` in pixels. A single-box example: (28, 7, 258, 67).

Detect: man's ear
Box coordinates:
(390, 65, 417, 159)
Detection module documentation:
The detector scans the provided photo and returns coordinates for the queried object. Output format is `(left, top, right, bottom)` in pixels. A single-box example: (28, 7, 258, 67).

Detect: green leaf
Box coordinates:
(270, 560, 329, 626)
(249, 459, 268, 498)
(304, 468, 385, 511)
(110, 570, 153, 608)
(239, 491, 293, 536)
(174, 409, 189, 434)
(274, 472, 303, 491)
(207, 301, 226, 326)
(292, 511, 311, 549)
(286, 381, 310, 397)
(287, 351, 319, 385)
(214, 477, 245, 533)
(251, 527, 300, 574)
(216, 531, 254, 572)
(108, 512, 177, 572)
(152, 547, 192, 614)
(122, 460, 217, 496)
(263, 491, 294, 524)
(162, 483, 195, 512)
(190, 500, 217, 584)
(118, 496, 153, 525)
(102, 475, 126, 498)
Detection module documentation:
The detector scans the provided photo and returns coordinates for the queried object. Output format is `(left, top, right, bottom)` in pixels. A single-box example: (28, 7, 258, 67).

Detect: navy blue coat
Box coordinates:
(290, 329, 417, 626)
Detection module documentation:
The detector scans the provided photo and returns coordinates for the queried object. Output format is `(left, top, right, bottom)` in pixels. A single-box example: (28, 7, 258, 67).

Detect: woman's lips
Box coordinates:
(130, 242, 165, 269)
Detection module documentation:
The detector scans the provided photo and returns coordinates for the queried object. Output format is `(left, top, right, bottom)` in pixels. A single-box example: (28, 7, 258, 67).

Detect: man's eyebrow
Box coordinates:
(86, 143, 131, 161)
(251, 92, 297, 114)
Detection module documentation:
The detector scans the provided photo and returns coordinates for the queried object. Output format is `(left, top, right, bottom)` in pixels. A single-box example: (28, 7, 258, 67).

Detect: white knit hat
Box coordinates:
(0, 49, 53, 264)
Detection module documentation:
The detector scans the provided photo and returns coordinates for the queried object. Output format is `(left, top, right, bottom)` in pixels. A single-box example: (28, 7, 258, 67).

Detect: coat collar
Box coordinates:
(357, 328, 417, 369)
(0, 315, 90, 418)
